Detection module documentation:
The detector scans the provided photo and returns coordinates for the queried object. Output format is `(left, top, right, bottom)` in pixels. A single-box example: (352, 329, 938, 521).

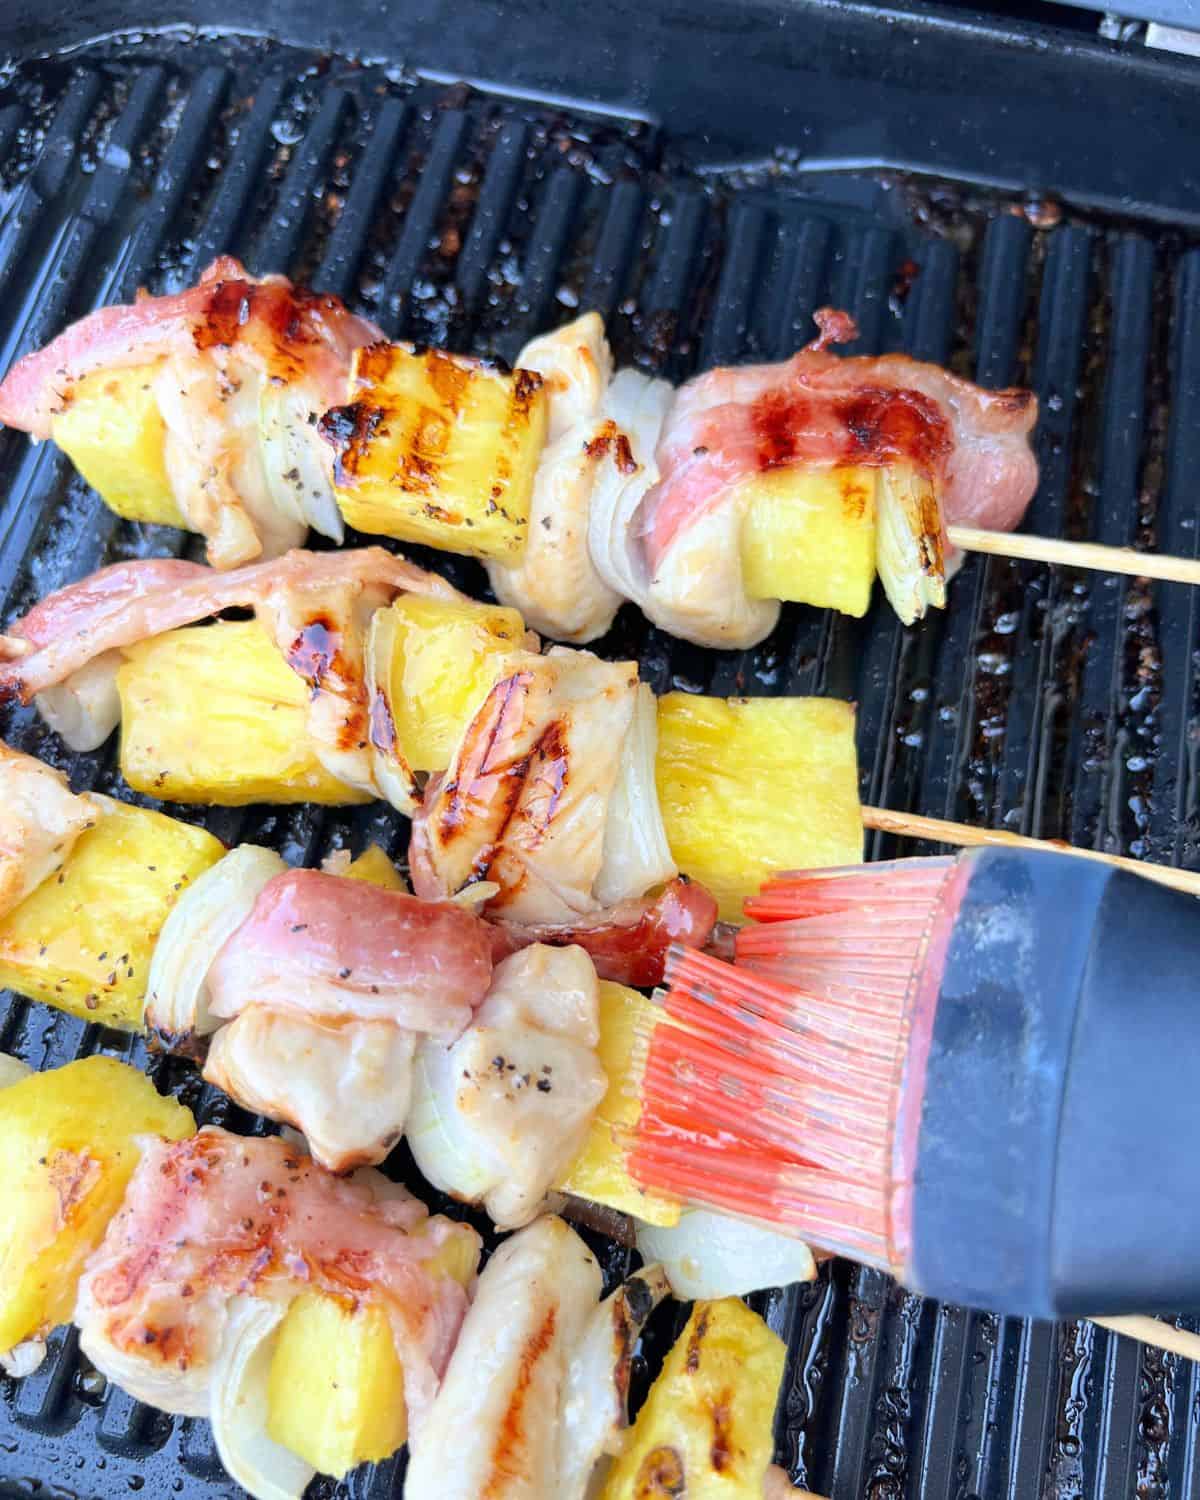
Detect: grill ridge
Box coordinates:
(0, 30, 1198, 1500)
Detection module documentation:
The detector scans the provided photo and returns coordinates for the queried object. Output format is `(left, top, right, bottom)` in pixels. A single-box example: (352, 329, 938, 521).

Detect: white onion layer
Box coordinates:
(637, 1206, 817, 1300)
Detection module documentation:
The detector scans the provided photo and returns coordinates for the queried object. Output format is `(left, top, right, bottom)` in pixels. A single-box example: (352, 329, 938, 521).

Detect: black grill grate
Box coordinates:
(1, 23, 1199, 1500)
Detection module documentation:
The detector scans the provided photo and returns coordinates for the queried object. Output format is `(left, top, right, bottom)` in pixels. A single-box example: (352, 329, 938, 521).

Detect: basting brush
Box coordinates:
(630, 846, 1200, 1319)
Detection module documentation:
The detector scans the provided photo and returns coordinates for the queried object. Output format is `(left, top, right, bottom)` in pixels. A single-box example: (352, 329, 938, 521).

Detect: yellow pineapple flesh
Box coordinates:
(325, 343, 547, 561)
(118, 620, 370, 807)
(740, 465, 877, 616)
(656, 693, 863, 921)
(51, 364, 184, 527)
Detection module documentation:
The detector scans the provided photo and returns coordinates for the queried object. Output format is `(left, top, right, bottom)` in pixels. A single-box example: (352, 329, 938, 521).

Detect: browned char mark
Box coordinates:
(482, 1303, 558, 1497)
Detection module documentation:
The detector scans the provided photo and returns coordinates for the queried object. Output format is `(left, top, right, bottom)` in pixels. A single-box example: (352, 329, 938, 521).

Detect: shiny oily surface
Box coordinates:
(0, 19, 1198, 1500)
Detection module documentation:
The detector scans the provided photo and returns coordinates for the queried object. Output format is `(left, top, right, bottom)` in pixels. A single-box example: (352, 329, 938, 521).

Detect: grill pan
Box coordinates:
(2, 4, 1200, 1496)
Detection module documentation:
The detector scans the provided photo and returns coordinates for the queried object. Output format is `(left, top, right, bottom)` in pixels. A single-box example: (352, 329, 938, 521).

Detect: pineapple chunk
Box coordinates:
(379, 594, 526, 773)
(51, 364, 184, 527)
(118, 620, 370, 807)
(656, 694, 863, 922)
(266, 1224, 477, 1476)
(740, 466, 877, 616)
(325, 343, 547, 561)
(557, 981, 681, 1228)
(597, 1298, 786, 1499)
(0, 1056, 194, 1351)
(340, 844, 407, 891)
(266, 1294, 407, 1476)
(0, 798, 225, 1029)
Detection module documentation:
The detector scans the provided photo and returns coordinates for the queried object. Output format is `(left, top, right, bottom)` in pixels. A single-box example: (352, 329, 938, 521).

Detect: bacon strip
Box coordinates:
(489, 876, 718, 989)
(641, 307, 1038, 571)
(205, 868, 495, 1036)
(0, 257, 381, 441)
(75, 1128, 476, 1436)
(0, 546, 460, 702)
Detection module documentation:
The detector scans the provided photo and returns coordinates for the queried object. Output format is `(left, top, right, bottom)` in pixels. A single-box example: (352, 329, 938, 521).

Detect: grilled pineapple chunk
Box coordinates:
(51, 364, 184, 527)
(118, 620, 370, 806)
(558, 981, 681, 1228)
(339, 844, 407, 891)
(266, 1225, 478, 1475)
(597, 1298, 786, 1499)
(0, 798, 224, 1029)
(0, 1056, 194, 1352)
(379, 594, 526, 773)
(656, 694, 863, 921)
(325, 343, 547, 561)
(740, 466, 877, 616)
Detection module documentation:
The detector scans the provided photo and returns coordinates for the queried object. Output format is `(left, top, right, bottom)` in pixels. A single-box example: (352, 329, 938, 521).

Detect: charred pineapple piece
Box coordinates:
(373, 593, 527, 774)
(117, 620, 370, 807)
(0, 1056, 194, 1352)
(739, 465, 877, 617)
(0, 797, 225, 1029)
(656, 694, 863, 921)
(557, 981, 681, 1228)
(266, 1222, 477, 1474)
(597, 1298, 786, 1499)
(323, 344, 547, 561)
(50, 364, 184, 527)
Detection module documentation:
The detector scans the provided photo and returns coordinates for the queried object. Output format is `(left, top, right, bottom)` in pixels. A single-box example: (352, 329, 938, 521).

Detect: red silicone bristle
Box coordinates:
(629, 859, 954, 1261)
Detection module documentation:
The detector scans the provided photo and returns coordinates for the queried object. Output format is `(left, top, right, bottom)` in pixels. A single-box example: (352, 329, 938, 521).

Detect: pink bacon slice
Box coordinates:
(75, 1128, 475, 1437)
(487, 876, 718, 989)
(0, 256, 382, 441)
(205, 868, 496, 1036)
(0, 546, 461, 703)
(641, 306, 1039, 572)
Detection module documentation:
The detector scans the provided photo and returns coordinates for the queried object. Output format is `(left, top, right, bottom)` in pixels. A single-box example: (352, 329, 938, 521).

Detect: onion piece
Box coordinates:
(637, 1207, 817, 1299)
(145, 845, 286, 1053)
(0, 1338, 46, 1378)
(559, 1263, 671, 1499)
(35, 651, 123, 751)
(259, 384, 345, 543)
(595, 682, 676, 907)
(210, 1295, 315, 1500)
(875, 464, 947, 625)
(364, 604, 419, 816)
(587, 369, 674, 610)
(0, 1053, 31, 1088)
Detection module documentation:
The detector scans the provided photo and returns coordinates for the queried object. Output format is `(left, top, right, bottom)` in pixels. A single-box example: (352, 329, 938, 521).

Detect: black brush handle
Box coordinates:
(905, 847, 1200, 1318)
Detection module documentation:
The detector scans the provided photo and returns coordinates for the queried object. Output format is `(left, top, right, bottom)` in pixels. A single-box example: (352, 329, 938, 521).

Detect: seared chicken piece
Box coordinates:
(408, 944, 607, 1228)
(405, 1215, 668, 1499)
(488, 313, 625, 642)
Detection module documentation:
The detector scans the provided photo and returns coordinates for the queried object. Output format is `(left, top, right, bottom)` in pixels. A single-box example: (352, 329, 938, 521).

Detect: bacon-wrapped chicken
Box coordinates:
(0, 258, 381, 568)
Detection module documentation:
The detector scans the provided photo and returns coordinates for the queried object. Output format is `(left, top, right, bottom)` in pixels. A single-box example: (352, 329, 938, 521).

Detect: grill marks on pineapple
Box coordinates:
(481, 1303, 558, 1499)
(285, 611, 369, 754)
(633, 1445, 686, 1497)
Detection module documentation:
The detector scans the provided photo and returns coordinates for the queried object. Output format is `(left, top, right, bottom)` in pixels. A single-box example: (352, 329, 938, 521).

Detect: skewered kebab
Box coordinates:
(0, 259, 1047, 645)
(0, 258, 383, 568)
(0, 741, 714, 1216)
(0, 1056, 808, 1499)
(0, 551, 717, 962)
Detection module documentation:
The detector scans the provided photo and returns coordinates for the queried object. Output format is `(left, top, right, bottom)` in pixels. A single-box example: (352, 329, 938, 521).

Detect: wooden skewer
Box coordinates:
(1090, 1315, 1200, 1365)
(948, 524, 1200, 587)
(861, 804, 1200, 900)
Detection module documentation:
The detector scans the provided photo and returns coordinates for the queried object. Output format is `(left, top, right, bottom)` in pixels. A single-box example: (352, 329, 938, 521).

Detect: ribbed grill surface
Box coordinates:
(0, 31, 1198, 1500)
